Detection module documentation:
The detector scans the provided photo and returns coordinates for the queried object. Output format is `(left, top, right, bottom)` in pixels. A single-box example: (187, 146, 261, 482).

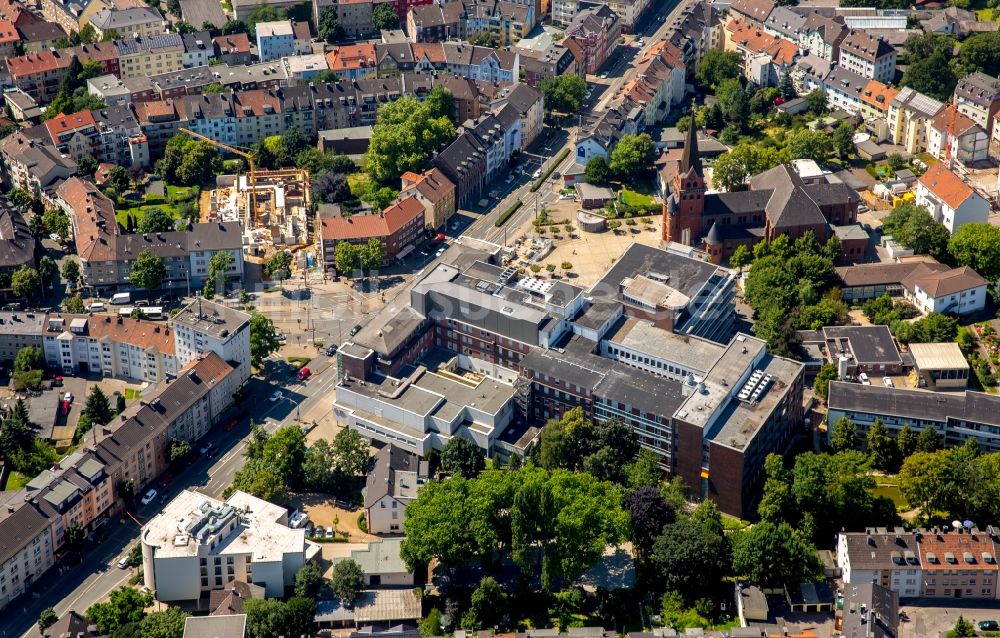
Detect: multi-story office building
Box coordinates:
(141, 489, 320, 601)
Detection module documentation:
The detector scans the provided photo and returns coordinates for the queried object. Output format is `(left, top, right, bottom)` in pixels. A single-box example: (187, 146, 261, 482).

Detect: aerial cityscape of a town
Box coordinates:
(2, 0, 1000, 634)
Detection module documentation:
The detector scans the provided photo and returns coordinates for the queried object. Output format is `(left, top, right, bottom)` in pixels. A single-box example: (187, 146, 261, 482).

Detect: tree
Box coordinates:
(539, 74, 588, 114)
(371, 3, 399, 29)
(11, 265, 40, 299)
(244, 598, 314, 638)
(137, 208, 174, 233)
(106, 165, 130, 193)
(262, 424, 307, 489)
(367, 96, 455, 184)
(916, 426, 943, 453)
(712, 143, 788, 191)
(584, 156, 610, 185)
(138, 608, 188, 638)
(900, 33, 957, 101)
(867, 418, 899, 472)
(716, 77, 749, 129)
(331, 427, 370, 476)
(208, 250, 234, 294)
(330, 559, 364, 602)
(419, 609, 442, 637)
(465, 576, 504, 630)
(892, 312, 958, 344)
(313, 170, 350, 203)
(244, 4, 287, 38)
(15, 347, 44, 373)
(651, 518, 729, 604)
(952, 616, 976, 638)
(303, 438, 339, 492)
(777, 68, 796, 100)
(426, 86, 455, 123)
(61, 259, 81, 287)
(294, 561, 328, 598)
(441, 437, 485, 478)
(86, 587, 153, 635)
(728, 244, 750, 272)
(896, 424, 918, 459)
(81, 385, 114, 431)
(335, 241, 361, 274)
(899, 450, 955, 520)
(77, 154, 99, 177)
(360, 237, 384, 272)
(264, 250, 292, 281)
(64, 521, 86, 553)
(169, 438, 192, 463)
(695, 49, 743, 89)
(948, 223, 1000, 283)
(830, 416, 858, 452)
(38, 256, 58, 290)
(812, 363, 838, 401)
(609, 133, 655, 176)
(8, 188, 32, 209)
(881, 203, 949, 258)
(804, 89, 828, 114)
(732, 520, 822, 586)
(43, 207, 70, 238)
(622, 486, 675, 555)
(160, 135, 221, 186)
(786, 128, 832, 162)
(249, 310, 280, 368)
(39, 608, 59, 634)
(361, 185, 399, 210)
(128, 248, 165, 290)
(318, 6, 345, 42)
(832, 122, 855, 159)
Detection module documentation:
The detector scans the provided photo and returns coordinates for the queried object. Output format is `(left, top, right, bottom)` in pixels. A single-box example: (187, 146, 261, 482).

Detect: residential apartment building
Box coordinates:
(255, 20, 296, 62)
(490, 81, 544, 149)
(0, 502, 54, 611)
(326, 42, 377, 79)
(927, 104, 989, 166)
(212, 33, 251, 65)
(728, 0, 773, 29)
(858, 79, 897, 126)
(6, 49, 73, 103)
(407, 1, 462, 42)
(40, 0, 104, 37)
(515, 36, 578, 87)
(39, 106, 149, 169)
(181, 31, 214, 68)
(613, 40, 685, 126)
(72, 41, 121, 77)
(433, 111, 516, 205)
(313, 0, 381, 38)
(837, 31, 896, 84)
(838, 526, 1000, 599)
(821, 65, 868, 115)
(724, 17, 797, 87)
(318, 195, 425, 271)
(798, 12, 848, 62)
(954, 71, 1000, 140)
(141, 489, 320, 601)
(17, 19, 68, 54)
(363, 445, 428, 534)
(87, 5, 163, 38)
(460, 0, 533, 47)
(564, 3, 621, 75)
(56, 178, 245, 294)
(114, 33, 185, 79)
(0, 132, 77, 199)
(887, 87, 944, 154)
(915, 162, 990, 235)
(400, 168, 456, 230)
(903, 263, 987, 315)
(171, 299, 252, 387)
(0, 207, 37, 294)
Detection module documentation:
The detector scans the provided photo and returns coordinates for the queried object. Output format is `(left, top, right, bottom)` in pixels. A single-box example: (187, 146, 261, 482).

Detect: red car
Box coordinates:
(61, 400, 70, 416)
(52, 375, 63, 387)
(158, 473, 173, 488)
(297, 367, 311, 381)
(224, 418, 239, 432)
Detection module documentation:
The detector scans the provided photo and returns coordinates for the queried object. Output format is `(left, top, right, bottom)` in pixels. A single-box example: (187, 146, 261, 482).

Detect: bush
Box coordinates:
(495, 200, 522, 227)
(530, 148, 570, 192)
(358, 512, 368, 533)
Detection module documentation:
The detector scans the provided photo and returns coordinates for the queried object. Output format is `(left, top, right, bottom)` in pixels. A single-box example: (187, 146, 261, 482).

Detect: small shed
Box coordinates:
(574, 183, 614, 210)
(736, 583, 769, 624)
(776, 97, 808, 115)
(786, 582, 835, 613)
(856, 139, 886, 161)
(909, 342, 969, 389)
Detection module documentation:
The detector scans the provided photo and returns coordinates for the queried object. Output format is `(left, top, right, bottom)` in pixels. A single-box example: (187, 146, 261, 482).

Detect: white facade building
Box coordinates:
(171, 300, 252, 387)
(141, 490, 320, 602)
(915, 162, 990, 234)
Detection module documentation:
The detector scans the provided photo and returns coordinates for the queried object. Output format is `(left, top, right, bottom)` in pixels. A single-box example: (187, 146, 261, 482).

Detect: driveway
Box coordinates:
(900, 601, 1000, 638)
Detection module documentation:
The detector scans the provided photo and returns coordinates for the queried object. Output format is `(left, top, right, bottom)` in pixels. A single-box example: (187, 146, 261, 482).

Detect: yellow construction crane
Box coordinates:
(179, 127, 258, 225)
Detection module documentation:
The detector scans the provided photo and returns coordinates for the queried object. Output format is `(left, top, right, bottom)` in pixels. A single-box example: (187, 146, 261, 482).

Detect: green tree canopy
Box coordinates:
(318, 6, 345, 42)
(881, 203, 949, 258)
(732, 521, 823, 586)
(651, 517, 729, 604)
(812, 363, 838, 402)
(609, 133, 655, 176)
(901, 32, 957, 101)
(11, 265, 40, 299)
(330, 559, 364, 602)
(249, 311, 280, 368)
(948, 223, 1000, 282)
(86, 587, 153, 635)
(137, 207, 175, 233)
(441, 437, 485, 478)
(138, 608, 189, 638)
(367, 96, 455, 184)
(695, 49, 743, 88)
(129, 248, 165, 290)
(830, 416, 859, 452)
(786, 128, 833, 162)
(711, 143, 789, 191)
(539, 74, 587, 114)
(584, 156, 609, 185)
(371, 3, 399, 29)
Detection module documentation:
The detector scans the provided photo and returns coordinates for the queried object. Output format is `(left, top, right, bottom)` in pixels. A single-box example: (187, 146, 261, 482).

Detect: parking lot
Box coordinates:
(900, 602, 1000, 638)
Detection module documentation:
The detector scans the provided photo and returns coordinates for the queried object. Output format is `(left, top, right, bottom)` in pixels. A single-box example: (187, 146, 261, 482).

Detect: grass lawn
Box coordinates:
(166, 185, 197, 202)
(3, 471, 30, 492)
(721, 513, 750, 532)
(620, 189, 657, 207)
(116, 203, 183, 229)
(873, 481, 909, 511)
(916, 152, 938, 167)
(348, 173, 371, 199)
(124, 388, 142, 401)
(287, 357, 311, 369)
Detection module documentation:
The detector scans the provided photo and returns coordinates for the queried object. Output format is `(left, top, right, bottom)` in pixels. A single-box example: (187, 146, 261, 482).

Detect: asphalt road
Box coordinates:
(13, 354, 343, 638)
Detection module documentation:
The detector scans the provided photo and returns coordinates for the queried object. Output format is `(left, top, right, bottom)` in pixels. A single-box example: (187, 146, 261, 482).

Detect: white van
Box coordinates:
(109, 292, 131, 305)
(87, 302, 106, 312)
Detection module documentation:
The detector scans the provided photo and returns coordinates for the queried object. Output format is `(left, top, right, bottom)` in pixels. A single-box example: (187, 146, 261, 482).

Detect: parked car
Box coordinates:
(349, 324, 363, 336)
(859, 372, 871, 385)
(63, 392, 73, 403)
(269, 390, 283, 402)
(87, 302, 106, 313)
(882, 376, 893, 388)
(134, 300, 149, 307)
(289, 510, 309, 529)
(325, 526, 335, 539)
(560, 193, 574, 200)
(531, 169, 541, 179)
(305, 522, 314, 537)
(324, 345, 337, 356)
(224, 418, 239, 432)
(52, 375, 63, 387)
(61, 400, 70, 416)
(49, 233, 61, 242)
(117, 557, 129, 569)
(141, 489, 157, 505)
(199, 442, 213, 455)
(979, 621, 999, 632)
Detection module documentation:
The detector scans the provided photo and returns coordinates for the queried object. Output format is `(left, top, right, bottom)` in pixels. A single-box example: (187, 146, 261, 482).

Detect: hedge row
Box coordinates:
(530, 148, 571, 192)
(495, 200, 523, 227)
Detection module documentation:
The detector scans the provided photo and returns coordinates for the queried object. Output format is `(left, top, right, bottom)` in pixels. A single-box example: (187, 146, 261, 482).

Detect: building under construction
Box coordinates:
(212, 168, 312, 255)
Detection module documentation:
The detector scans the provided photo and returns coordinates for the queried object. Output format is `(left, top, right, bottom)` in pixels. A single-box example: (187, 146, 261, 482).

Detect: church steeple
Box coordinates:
(680, 100, 701, 176)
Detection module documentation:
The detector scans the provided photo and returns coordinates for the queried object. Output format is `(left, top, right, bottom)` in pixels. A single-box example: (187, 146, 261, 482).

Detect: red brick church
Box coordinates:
(661, 124, 862, 264)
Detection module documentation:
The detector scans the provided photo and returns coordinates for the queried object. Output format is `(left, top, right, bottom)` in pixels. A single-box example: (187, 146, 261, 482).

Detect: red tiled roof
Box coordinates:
(727, 18, 797, 65)
(859, 79, 897, 113)
(326, 43, 376, 72)
(930, 104, 981, 137)
(0, 18, 18, 43)
(44, 110, 97, 142)
(6, 49, 71, 77)
(401, 168, 454, 205)
(213, 33, 251, 54)
(918, 162, 975, 210)
(321, 195, 424, 241)
(56, 177, 119, 263)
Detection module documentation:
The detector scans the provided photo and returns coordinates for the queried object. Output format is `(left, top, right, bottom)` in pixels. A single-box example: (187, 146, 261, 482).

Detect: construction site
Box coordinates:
(210, 168, 313, 257)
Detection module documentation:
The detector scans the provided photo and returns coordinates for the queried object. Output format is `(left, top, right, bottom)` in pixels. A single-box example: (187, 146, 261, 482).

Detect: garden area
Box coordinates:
(115, 183, 200, 231)
(963, 322, 1000, 392)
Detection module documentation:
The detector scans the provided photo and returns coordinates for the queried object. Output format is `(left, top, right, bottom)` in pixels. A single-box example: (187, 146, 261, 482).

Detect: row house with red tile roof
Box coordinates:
(610, 40, 685, 127)
(0, 18, 19, 58)
(318, 195, 426, 271)
(326, 42, 377, 79)
(34, 104, 148, 167)
(371, 41, 519, 83)
(400, 168, 456, 229)
(6, 49, 73, 102)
